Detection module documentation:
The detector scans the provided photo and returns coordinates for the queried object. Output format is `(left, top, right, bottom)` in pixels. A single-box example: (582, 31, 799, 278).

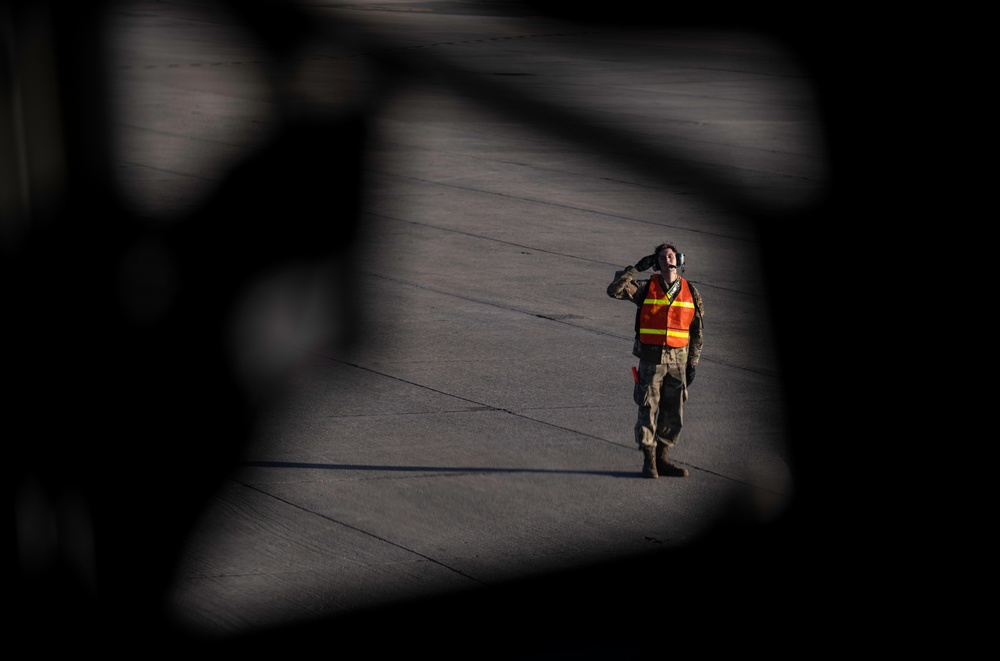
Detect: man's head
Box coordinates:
(653, 242, 684, 271)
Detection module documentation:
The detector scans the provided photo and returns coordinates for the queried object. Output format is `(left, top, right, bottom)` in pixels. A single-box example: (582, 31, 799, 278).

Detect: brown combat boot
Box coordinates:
(656, 443, 689, 477)
(641, 445, 658, 479)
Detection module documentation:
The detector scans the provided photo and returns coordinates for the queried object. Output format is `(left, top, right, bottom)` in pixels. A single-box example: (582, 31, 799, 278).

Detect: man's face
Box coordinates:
(657, 249, 677, 270)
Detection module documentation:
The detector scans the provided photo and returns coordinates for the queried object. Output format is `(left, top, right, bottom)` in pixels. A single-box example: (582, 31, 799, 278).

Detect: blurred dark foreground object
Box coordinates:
(4, 0, 860, 654)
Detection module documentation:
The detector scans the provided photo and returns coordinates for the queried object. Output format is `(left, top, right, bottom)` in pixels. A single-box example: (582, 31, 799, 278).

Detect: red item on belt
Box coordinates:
(632, 366, 639, 383)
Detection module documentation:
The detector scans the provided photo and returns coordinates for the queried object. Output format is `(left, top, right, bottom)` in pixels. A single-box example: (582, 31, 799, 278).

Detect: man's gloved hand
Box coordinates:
(634, 254, 658, 271)
(685, 364, 696, 386)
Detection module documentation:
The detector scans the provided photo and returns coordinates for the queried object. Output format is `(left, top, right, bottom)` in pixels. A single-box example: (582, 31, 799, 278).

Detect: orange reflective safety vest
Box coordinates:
(638, 276, 695, 347)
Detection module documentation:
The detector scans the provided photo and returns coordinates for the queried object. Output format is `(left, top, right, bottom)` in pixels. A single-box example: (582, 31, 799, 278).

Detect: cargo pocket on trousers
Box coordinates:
(633, 382, 645, 406)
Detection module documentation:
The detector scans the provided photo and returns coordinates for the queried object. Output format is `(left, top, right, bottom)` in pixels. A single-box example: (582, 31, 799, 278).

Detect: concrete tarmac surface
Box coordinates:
(7, 0, 856, 656)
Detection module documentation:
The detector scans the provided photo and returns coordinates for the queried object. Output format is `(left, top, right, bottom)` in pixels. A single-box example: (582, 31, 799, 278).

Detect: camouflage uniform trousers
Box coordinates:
(632, 345, 689, 450)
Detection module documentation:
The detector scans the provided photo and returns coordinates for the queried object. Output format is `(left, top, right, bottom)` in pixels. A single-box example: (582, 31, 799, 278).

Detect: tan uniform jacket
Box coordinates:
(607, 267, 704, 367)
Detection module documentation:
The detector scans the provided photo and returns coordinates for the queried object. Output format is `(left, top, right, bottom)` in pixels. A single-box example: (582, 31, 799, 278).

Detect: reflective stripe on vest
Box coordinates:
(638, 276, 695, 347)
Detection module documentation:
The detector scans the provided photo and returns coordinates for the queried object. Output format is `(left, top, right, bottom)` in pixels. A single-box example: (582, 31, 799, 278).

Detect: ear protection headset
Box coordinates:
(652, 243, 685, 271)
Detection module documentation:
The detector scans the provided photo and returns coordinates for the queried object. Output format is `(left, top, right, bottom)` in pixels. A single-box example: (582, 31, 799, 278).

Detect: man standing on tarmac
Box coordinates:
(607, 242, 704, 479)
